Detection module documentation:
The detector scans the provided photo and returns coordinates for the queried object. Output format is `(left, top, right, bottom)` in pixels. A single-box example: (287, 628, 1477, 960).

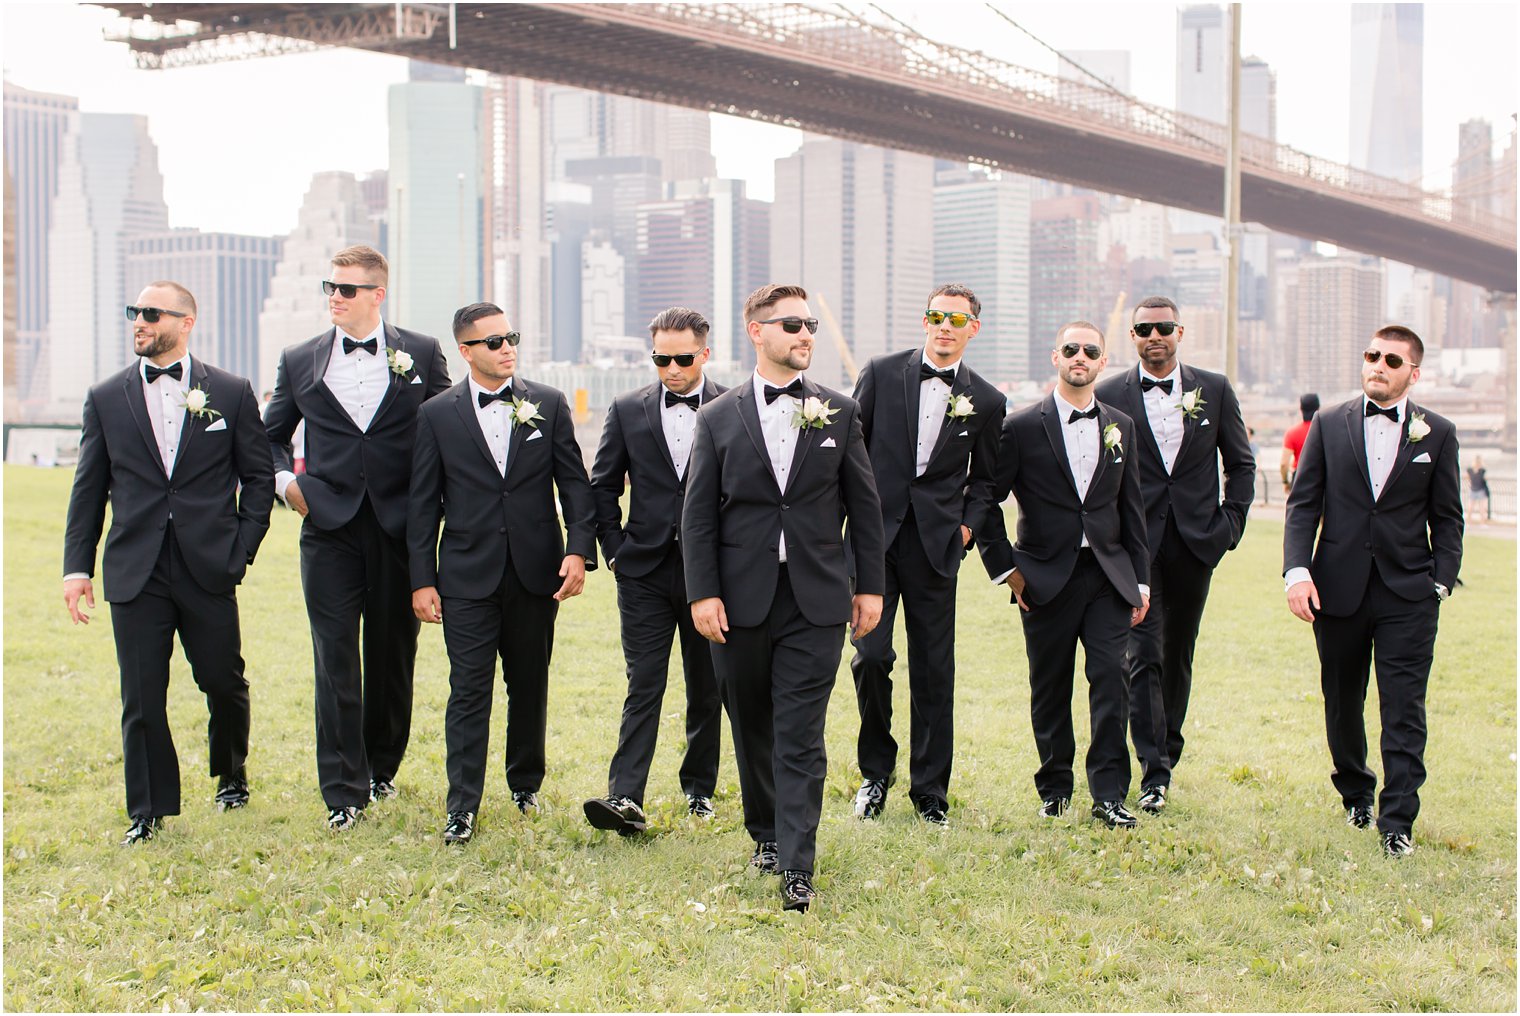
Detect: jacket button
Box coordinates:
(781, 504, 790, 511)
(1371, 509, 1378, 516)
(499, 526, 507, 534)
(1080, 510, 1088, 516)
(769, 545, 777, 552)
(502, 492, 509, 499)
(1364, 542, 1372, 550)
(895, 515, 905, 523)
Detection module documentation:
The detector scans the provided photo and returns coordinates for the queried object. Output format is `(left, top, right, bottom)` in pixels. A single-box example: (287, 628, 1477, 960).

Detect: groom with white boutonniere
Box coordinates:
(407, 302, 596, 846)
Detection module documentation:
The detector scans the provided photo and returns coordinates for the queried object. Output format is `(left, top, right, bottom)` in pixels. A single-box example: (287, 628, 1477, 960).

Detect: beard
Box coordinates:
(134, 331, 176, 360)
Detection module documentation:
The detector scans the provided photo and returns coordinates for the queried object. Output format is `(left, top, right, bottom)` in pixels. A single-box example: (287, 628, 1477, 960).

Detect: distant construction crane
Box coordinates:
(812, 292, 858, 384)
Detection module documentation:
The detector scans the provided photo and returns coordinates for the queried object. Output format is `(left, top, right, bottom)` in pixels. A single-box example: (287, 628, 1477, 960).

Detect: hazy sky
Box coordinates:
(3, 2, 1514, 237)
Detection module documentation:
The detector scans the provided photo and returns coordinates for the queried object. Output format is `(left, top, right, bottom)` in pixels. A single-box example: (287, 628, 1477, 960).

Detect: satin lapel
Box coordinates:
(123, 369, 167, 474)
(903, 355, 922, 453)
(735, 382, 776, 487)
(642, 385, 678, 476)
(787, 379, 821, 484)
(311, 331, 354, 426)
(1087, 404, 1115, 503)
(924, 365, 966, 467)
(369, 323, 406, 426)
(168, 358, 207, 478)
(1040, 396, 1080, 499)
(1125, 372, 1166, 467)
(501, 380, 534, 486)
(454, 385, 502, 480)
(1345, 401, 1374, 497)
(1380, 400, 1420, 499)
(1172, 364, 1199, 465)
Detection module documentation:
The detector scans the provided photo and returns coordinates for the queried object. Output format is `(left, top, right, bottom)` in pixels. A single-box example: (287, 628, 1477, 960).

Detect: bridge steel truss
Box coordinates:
(101, 1, 1515, 292)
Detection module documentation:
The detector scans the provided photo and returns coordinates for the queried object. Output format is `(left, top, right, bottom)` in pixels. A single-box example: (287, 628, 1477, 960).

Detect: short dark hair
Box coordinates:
(144, 280, 197, 316)
(1298, 393, 1320, 420)
(743, 284, 807, 324)
(927, 283, 980, 317)
(1374, 324, 1424, 364)
(452, 301, 503, 340)
(1133, 295, 1179, 319)
(1055, 320, 1105, 348)
(648, 306, 710, 341)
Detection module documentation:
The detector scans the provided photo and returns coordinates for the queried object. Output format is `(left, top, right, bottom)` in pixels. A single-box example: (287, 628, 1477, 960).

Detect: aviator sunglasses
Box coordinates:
(125, 305, 188, 323)
(321, 280, 382, 299)
(1363, 348, 1418, 370)
(461, 332, 521, 350)
(1058, 342, 1103, 360)
(1132, 321, 1178, 338)
(756, 316, 820, 335)
(651, 352, 699, 367)
(925, 309, 977, 328)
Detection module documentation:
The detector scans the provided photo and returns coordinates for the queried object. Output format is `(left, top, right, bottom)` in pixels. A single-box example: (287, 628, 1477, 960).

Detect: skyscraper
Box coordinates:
(484, 75, 550, 354)
(1350, 4, 1423, 183)
(1176, 5, 1227, 125)
(1029, 193, 1104, 380)
(1294, 255, 1385, 397)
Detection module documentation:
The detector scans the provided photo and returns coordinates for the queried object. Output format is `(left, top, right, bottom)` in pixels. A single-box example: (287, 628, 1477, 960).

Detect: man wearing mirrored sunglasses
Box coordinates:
(262, 244, 451, 832)
(1094, 296, 1255, 816)
(407, 302, 596, 845)
(1284, 325, 1462, 859)
(64, 281, 274, 845)
(846, 283, 1005, 829)
(980, 322, 1150, 830)
(582, 307, 728, 836)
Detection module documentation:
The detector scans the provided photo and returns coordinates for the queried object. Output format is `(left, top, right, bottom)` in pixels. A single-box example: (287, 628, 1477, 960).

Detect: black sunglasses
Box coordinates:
(461, 332, 521, 350)
(756, 316, 820, 335)
(925, 309, 977, 328)
(1058, 342, 1103, 360)
(1364, 348, 1418, 370)
(322, 280, 382, 299)
(125, 305, 188, 323)
(1132, 321, 1179, 338)
(651, 352, 699, 367)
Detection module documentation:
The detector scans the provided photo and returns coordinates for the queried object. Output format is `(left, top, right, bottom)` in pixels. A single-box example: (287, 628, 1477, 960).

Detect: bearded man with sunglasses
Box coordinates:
(407, 302, 596, 845)
(64, 282, 274, 844)
(582, 307, 727, 836)
(1284, 326, 1462, 858)
(263, 245, 451, 831)
(846, 283, 1005, 828)
(1093, 296, 1254, 815)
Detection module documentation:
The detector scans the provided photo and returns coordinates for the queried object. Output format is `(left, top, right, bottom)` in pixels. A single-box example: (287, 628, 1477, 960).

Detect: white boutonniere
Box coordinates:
(1103, 421, 1123, 459)
(510, 395, 543, 430)
(182, 386, 221, 420)
(946, 393, 976, 420)
(793, 396, 840, 430)
(386, 347, 414, 377)
(1177, 387, 1206, 420)
(1407, 412, 1430, 443)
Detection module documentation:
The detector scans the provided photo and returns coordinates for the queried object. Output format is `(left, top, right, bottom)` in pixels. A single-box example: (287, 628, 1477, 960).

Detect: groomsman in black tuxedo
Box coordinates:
(583, 307, 726, 836)
(1284, 325, 1462, 858)
(981, 322, 1150, 828)
(263, 245, 451, 831)
(63, 281, 274, 844)
(683, 284, 885, 912)
(409, 303, 596, 845)
(1093, 296, 1254, 814)
(848, 283, 1005, 826)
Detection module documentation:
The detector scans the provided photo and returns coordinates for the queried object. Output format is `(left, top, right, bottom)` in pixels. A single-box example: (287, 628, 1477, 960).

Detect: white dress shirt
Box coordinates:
(915, 356, 959, 477)
(471, 376, 516, 477)
(661, 387, 702, 479)
(142, 352, 192, 475)
(1138, 362, 1184, 474)
(752, 371, 801, 562)
(277, 319, 389, 503)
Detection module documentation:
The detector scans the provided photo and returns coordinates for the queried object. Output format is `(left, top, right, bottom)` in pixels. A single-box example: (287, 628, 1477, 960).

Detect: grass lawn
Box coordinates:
(3, 463, 1515, 1011)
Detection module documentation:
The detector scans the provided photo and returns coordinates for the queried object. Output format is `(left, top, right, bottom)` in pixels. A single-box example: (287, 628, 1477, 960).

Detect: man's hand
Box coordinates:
(1006, 569, 1029, 612)
(285, 478, 309, 517)
(412, 586, 442, 623)
(554, 554, 586, 601)
(960, 524, 972, 548)
(1287, 579, 1320, 623)
(1130, 592, 1150, 627)
(851, 593, 883, 641)
(692, 597, 728, 644)
(64, 578, 95, 625)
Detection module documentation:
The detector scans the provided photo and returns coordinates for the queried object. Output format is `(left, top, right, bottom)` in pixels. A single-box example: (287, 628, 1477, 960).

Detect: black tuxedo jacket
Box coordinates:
(851, 348, 1005, 577)
(681, 377, 886, 628)
(1283, 397, 1463, 616)
(1094, 363, 1255, 567)
(590, 378, 728, 578)
(263, 323, 450, 537)
(64, 360, 274, 602)
(407, 377, 598, 599)
(980, 395, 1149, 608)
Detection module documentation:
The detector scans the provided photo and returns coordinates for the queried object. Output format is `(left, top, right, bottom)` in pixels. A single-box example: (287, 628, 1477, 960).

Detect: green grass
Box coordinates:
(4, 463, 1515, 1011)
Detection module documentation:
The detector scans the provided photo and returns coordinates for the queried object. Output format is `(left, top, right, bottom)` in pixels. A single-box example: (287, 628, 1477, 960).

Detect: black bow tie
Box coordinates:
(665, 390, 700, 410)
(1364, 402, 1399, 422)
(343, 336, 378, 356)
(1068, 405, 1100, 424)
(144, 362, 182, 384)
(763, 379, 804, 405)
(920, 363, 956, 384)
(478, 386, 514, 409)
(1140, 376, 1173, 395)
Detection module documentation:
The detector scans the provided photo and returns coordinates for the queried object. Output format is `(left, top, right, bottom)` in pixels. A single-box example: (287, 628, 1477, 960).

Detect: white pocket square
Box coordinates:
(409, 375, 422, 385)
(204, 418, 227, 432)
(1412, 452, 1431, 463)
(526, 429, 544, 442)
(958, 430, 969, 437)
(1114, 456, 1123, 463)
(1199, 419, 1211, 427)
(820, 437, 837, 448)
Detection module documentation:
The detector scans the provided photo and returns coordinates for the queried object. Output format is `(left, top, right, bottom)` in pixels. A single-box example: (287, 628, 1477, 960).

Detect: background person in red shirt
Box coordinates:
(1280, 393, 1319, 494)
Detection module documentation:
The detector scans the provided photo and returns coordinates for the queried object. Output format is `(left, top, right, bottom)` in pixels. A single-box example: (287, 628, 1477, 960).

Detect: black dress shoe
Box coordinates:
(1346, 804, 1374, 829)
(780, 870, 816, 912)
(215, 770, 250, 811)
(1137, 785, 1167, 815)
(853, 778, 888, 820)
(327, 805, 365, 831)
(121, 816, 162, 845)
(749, 840, 779, 874)
(583, 795, 647, 835)
(1091, 800, 1139, 829)
(369, 777, 398, 802)
(912, 795, 949, 827)
(1038, 796, 1071, 818)
(686, 794, 715, 819)
(1382, 831, 1415, 857)
(512, 790, 539, 814)
(442, 811, 475, 845)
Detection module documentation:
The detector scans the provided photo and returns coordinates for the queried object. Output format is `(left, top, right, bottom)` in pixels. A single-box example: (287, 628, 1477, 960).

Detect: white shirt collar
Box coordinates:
(1054, 389, 1097, 420)
(1138, 361, 1182, 389)
(921, 353, 962, 374)
(336, 318, 386, 349)
(752, 370, 804, 407)
(1363, 394, 1409, 422)
(141, 352, 191, 384)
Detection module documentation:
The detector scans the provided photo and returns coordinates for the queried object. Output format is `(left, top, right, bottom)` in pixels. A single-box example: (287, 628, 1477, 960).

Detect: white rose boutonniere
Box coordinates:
(1178, 387, 1206, 420)
(386, 347, 414, 377)
(793, 396, 840, 431)
(510, 395, 543, 430)
(182, 386, 221, 420)
(1407, 412, 1430, 443)
(1103, 421, 1123, 460)
(946, 394, 976, 420)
